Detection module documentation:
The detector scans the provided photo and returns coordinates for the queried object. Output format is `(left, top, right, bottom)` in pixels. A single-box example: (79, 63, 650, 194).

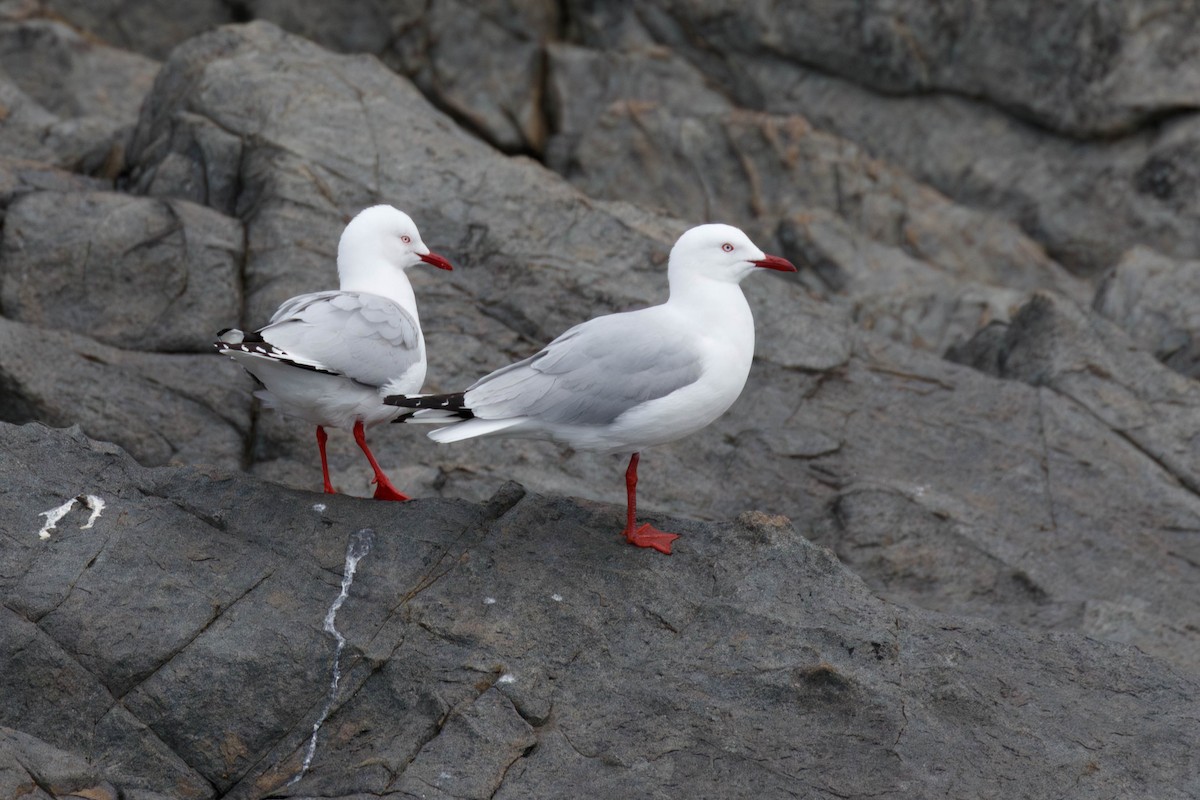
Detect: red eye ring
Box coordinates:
(721, 243, 734, 252)
(401, 234, 412, 244)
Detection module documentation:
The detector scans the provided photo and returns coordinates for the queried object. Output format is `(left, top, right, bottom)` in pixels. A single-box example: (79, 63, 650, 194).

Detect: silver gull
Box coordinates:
(386, 223, 795, 551)
(216, 204, 453, 501)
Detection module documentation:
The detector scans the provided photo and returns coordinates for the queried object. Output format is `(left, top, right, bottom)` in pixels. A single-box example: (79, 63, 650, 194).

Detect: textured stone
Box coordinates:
(559, 1, 1200, 278)
(0, 18, 158, 121)
(2, 11, 1200, 796)
(0, 157, 108, 215)
(751, 68, 1200, 276)
(0, 315, 253, 468)
(244, 0, 393, 54)
(1, 191, 243, 352)
(0, 17, 158, 174)
(37, 0, 232, 60)
(1, 421, 1198, 799)
(379, 0, 559, 153)
(545, 45, 1086, 352)
(948, 291, 1200, 499)
(0, 72, 122, 170)
(567, 0, 1200, 139)
(1094, 245, 1200, 379)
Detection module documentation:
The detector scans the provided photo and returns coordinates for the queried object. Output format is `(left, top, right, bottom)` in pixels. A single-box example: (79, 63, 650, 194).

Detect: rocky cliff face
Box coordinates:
(1, 3, 1198, 798)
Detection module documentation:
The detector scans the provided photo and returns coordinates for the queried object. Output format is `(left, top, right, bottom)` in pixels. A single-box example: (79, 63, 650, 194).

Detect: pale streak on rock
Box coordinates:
(80, 495, 105, 529)
(36, 497, 77, 540)
(286, 527, 374, 788)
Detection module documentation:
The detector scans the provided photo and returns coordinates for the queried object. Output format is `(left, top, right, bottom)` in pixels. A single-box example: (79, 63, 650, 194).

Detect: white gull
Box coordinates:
(216, 205, 453, 501)
(386, 223, 795, 552)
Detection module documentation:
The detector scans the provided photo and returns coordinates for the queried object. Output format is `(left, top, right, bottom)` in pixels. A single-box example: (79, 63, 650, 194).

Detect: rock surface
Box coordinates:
(564, 2, 1200, 273)
(1094, 245, 1200, 379)
(0, 16, 158, 174)
(0, 315, 254, 468)
(1, 190, 243, 351)
(3, 422, 1199, 800)
(2, 5, 1200, 798)
(544, 43, 1088, 352)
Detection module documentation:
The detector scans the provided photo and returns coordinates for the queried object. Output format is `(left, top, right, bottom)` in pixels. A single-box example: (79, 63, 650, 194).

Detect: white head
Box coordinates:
(336, 205, 454, 286)
(667, 223, 796, 287)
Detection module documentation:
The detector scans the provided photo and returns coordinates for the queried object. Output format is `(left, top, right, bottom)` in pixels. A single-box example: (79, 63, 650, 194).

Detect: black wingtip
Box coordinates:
(386, 392, 474, 419)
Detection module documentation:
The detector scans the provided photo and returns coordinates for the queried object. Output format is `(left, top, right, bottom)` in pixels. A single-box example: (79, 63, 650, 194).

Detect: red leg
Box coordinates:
(621, 452, 679, 555)
(353, 420, 410, 502)
(316, 426, 336, 494)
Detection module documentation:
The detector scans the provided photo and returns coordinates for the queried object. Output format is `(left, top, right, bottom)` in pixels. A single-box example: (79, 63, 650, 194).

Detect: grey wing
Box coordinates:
(259, 291, 421, 386)
(466, 309, 703, 425)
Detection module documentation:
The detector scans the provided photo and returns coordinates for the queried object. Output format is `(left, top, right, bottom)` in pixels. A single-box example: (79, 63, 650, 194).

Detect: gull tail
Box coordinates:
(427, 418, 524, 443)
(385, 393, 524, 441)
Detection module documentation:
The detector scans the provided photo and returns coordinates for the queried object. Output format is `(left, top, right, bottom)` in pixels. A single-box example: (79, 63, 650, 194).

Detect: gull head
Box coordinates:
(668, 223, 796, 285)
(337, 205, 454, 279)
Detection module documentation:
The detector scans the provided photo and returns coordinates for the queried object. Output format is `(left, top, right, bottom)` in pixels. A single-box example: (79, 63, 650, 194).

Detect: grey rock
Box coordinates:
(545, 45, 1086, 352)
(244, 0, 393, 54)
(37, 0, 232, 60)
(1, 420, 1198, 799)
(757, 66, 1200, 276)
(742, 324, 1200, 672)
(0, 71, 125, 170)
(569, 0, 1200, 139)
(0, 156, 109, 215)
(379, 0, 559, 153)
(949, 291, 1200, 498)
(114, 26, 1200, 681)
(0, 17, 158, 175)
(544, 41, 731, 169)
(0, 18, 158, 121)
(0, 315, 254, 468)
(0, 727, 139, 800)
(36, 0, 557, 154)
(1, 190, 243, 352)
(558, 2, 1200, 276)
(1094, 245, 1200, 379)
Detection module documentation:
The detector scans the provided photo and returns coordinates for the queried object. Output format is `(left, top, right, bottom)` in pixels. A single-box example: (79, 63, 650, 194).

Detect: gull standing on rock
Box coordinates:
(216, 205, 454, 501)
(386, 223, 796, 552)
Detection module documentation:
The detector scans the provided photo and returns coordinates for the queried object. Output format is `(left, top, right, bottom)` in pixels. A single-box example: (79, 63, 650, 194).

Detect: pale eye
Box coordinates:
(721, 243, 734, 252)
(401, 234, 412, 244)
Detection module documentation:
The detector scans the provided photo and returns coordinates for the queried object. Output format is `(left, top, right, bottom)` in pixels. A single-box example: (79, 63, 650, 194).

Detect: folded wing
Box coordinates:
(466, 310, 704, 426)
(251, 290, 421, 387)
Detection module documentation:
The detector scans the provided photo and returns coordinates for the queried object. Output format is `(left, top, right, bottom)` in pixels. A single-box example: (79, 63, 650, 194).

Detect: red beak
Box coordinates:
(419, 251, 454, 271)
(751, 254, 797, 273)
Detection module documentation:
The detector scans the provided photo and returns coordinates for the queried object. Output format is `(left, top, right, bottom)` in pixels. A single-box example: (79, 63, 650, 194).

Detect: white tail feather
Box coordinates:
(428, 418, 523, 443)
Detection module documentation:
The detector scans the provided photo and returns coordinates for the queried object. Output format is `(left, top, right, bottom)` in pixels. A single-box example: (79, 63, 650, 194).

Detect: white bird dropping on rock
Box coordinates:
(37, 497, 78, 540)
(35, 494, 105, 539)
(386, 223, 796, 554)
(80, 495, 105, 529)
(288, 527, 375, 788)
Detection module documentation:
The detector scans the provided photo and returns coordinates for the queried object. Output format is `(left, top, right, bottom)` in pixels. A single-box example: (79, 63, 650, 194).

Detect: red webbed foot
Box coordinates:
(624, 522, 680, 555)
(371, 477, 410, 502)
(353, 419, 410, 501)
